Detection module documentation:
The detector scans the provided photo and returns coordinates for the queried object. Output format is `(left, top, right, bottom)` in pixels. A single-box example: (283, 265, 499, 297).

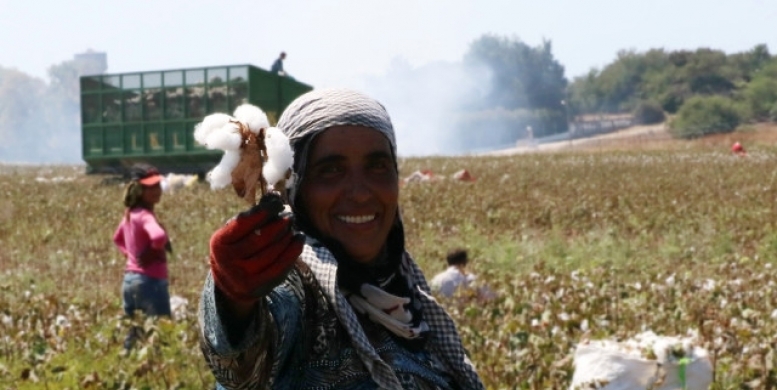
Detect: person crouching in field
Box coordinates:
(431, 249, 477, 298)
(199, 88, 485, 389)
(113, 163, 173, 351)
(431, 248, 495, 302)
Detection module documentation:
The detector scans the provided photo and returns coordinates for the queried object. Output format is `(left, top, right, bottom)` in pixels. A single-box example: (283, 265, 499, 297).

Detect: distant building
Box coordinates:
(74, 49, 108, 75)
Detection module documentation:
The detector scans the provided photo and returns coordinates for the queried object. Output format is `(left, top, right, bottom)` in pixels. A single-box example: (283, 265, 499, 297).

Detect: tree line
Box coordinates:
(567, 44, 776, 139)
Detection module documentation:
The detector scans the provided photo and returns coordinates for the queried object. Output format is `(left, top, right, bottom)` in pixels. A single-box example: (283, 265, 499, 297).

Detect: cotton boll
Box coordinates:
(268, 172, 295, 193)
(263, 164, 287, 186)
(207, 166, 230, 189)
(205, 123, 242, 151)
(264, 127, 293, 167)
(194, 113, 234, 145)
(233, 104, 269, 134)
(262, 127, 294, 185)
(207, 150, 241, 189)
(219, 150, 241, 172)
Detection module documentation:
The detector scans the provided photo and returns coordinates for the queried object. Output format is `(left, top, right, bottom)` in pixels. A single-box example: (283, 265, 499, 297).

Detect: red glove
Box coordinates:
(209, 193, 305, 303)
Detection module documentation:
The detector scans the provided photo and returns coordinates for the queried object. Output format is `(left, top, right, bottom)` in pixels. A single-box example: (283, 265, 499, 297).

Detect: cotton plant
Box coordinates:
(193, 104, 294, 205)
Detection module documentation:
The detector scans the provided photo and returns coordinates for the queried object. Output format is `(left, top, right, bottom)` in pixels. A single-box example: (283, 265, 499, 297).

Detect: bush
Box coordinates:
(632, 101, 666, 124)
(669, 95, 741, 139)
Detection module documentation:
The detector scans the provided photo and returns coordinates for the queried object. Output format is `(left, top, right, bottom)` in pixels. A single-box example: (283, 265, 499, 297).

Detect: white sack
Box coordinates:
(569, 331, 713, 390)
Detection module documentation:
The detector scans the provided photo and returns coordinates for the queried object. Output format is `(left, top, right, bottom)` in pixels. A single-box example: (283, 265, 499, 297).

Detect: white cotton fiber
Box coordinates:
(204, 123, 242, 151)
(262, 127, 294, 185)
(195, 104, 292, 195)
(262, 163, 288, 186)
(207, 165, 230, 190)
(194, 113, 233, 145)
(207, 150, 241, 189)
(233, 104, 269, 134)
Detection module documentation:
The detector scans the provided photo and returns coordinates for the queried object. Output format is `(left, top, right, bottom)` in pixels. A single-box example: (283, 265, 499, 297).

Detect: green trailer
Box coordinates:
(80, 64, 313, 175)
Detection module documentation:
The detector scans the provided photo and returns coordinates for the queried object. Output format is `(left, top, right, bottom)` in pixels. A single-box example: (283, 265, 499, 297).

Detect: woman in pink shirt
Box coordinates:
(113, 164, 172, 350)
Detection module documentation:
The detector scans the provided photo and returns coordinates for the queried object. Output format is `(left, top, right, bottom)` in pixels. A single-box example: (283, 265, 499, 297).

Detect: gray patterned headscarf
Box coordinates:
(276, 88, 398, 210)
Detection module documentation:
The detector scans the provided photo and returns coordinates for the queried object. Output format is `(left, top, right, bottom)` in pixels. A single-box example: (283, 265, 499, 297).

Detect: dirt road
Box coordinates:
(483, 123, 670, 156)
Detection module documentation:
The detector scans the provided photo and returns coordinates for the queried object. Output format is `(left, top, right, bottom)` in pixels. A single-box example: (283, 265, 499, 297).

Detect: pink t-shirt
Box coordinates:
(113, 208, 169, 279)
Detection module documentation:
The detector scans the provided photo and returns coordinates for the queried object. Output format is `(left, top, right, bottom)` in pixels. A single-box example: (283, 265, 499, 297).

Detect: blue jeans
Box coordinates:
(122, 272, 171, 317)
(122, 273, 171, 351)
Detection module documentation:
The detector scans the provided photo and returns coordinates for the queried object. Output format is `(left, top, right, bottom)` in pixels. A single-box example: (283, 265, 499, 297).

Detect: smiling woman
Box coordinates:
(299, 126, 400, 263)
(199, 88, 485, 389)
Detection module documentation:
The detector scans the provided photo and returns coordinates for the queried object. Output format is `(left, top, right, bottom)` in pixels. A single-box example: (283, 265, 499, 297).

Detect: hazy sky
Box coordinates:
(3, 0, 775, 87)
(2, 0, 776, 159)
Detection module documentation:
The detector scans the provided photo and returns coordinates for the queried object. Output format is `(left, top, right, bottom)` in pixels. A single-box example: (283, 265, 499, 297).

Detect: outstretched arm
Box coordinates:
(198, 194, 305, 388)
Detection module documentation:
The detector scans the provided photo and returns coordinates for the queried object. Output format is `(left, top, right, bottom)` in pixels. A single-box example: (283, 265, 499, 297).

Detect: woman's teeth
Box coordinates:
(338, 215, 375, 224)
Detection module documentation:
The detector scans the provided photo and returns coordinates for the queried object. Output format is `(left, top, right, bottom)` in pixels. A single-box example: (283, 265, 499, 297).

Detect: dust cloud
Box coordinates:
(361, 57, 493, 157)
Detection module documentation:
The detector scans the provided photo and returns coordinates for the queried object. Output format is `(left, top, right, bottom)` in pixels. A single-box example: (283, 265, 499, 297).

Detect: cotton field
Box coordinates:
(2, 145, 777, 388)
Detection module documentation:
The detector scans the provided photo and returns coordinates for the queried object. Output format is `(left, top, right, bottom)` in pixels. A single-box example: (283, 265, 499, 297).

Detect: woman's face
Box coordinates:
(141, 183, 162, 205)
(300, 126, 399, 264)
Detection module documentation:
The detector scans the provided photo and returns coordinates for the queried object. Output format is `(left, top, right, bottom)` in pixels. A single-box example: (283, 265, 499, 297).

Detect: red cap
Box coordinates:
(131, 164, 163, 186)
(139, 174, 163, 186)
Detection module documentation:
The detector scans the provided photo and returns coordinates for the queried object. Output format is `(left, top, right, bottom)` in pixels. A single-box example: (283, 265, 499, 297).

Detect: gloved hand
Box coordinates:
(209, 193, 305, 303)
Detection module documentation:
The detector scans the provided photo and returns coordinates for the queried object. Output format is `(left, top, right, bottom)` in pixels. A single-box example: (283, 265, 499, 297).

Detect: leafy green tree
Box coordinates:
(568, 70, 601, 114)
(681, 48, 737, 95)
(728, 44, 772, 83)
(596, 50, 653, 112)
(640, 70, 688, 114)
(738, 58, 777, 121)
(569, 49, 672, 114)
(464, 34, 568, 111)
